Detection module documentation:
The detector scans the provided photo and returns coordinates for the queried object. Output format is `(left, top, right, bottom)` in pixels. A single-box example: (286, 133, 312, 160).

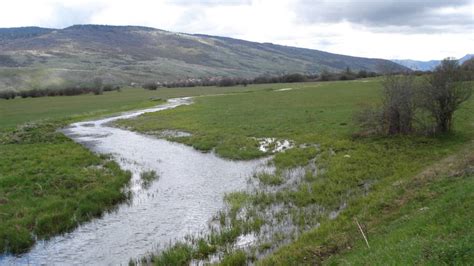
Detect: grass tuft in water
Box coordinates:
(151, 243, 193, 266)
(140, 170, 159, 188)
(255, 172, 284, 186)
(220, 250, 247, 266)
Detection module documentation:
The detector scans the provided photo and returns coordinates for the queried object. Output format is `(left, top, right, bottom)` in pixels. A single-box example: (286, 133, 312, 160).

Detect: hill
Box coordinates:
(392, 54, 473, 71)
(0, 25, 406, 91)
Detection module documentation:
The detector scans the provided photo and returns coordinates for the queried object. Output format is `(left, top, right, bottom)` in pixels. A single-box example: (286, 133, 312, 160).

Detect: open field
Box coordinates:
(116, 80, 383, 159)
(0, 85, 274, 130)
(115, 79, 473, 264)
(1, 79, 473, 264)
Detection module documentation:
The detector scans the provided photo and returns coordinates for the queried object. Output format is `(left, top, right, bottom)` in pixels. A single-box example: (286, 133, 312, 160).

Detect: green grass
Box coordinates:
(115, 79, 473, 264)
(0, 84, 272, 253)
(115, 80, 383, 159)
(259, 144, 474, 265)
(326, 175, 474, 265)
(255, 172, 284, 186)
(150, 243, 193, 266)
(220, 250, 248, 266)
(0, 123, 131, 253)
(0, 85, 274, 130)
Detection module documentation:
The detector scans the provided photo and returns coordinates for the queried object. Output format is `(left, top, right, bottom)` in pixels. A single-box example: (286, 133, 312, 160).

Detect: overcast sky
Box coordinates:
(0, 0, 472, 60)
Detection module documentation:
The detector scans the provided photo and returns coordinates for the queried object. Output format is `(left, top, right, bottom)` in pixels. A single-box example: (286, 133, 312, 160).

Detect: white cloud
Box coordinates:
(0, 0, 472, 60)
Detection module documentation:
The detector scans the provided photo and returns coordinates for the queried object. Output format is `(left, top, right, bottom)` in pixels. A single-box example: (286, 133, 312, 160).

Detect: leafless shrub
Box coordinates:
(418, 59, 472, 133)
(354, 74, 416, 136)
(381, 74, 417, 134)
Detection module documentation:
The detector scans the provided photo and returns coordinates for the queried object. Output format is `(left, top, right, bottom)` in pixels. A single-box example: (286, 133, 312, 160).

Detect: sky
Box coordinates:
(0, 0, 472, 60)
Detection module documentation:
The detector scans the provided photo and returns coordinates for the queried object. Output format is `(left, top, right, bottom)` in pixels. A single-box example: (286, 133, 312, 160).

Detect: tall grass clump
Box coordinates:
(140, 170, 159, 188)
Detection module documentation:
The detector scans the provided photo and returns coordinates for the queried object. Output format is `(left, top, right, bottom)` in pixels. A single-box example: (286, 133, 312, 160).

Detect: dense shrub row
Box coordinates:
(143, 61, 474, 91)
(143, 69, 379, 90)
(0, 84, 121, 100)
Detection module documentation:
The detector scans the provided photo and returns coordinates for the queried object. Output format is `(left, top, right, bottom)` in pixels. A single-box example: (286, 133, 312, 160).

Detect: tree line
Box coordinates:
(143, 69, 379, 90)
(0, 82, 121, 100)
(355, 58, 473, 135)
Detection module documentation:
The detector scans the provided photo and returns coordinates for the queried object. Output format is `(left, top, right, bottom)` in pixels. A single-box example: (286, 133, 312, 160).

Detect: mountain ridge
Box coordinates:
(0, 24, 408, 91)
(392, 54, 473, 71)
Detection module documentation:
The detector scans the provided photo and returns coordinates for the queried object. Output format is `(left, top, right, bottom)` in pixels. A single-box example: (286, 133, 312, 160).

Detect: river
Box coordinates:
(1, 98, 267, 265)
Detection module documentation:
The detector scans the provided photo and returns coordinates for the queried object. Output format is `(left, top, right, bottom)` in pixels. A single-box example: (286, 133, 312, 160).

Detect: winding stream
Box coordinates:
(2, 98, 267, 265)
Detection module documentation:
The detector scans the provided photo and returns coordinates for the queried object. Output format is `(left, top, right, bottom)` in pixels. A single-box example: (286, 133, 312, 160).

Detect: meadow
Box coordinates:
(116, 79, 473, 265)
(0, 79, 472, 264)
(0, 85, 273, 130)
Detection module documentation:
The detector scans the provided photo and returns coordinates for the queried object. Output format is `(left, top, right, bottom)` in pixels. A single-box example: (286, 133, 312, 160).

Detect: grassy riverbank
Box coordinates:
(260, 143, 474, 265)
(0, 123, 131, 253)
(115, 79, 473, 264)
(0, 85, 269, 253)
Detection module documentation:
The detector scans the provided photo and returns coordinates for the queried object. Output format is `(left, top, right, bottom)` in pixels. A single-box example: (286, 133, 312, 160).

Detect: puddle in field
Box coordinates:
(257, 137, 294, 153)
(274, 88, 294, 92)
(0, 97, 269, 265)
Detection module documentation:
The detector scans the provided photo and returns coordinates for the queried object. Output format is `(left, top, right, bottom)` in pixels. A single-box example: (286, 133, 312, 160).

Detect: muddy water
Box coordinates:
(2, 98, 267, 265)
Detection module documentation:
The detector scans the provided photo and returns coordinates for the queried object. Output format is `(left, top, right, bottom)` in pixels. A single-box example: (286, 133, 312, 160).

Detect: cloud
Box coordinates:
(165, 0, 252, 6)
(294, 0, 473, 31)
(48, 3, 105, 28)
(0, 0, 472, 60)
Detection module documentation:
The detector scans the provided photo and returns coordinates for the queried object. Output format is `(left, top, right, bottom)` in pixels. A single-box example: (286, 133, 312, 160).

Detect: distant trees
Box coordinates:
(253, 73, 307, 84)
(318, 68, 376, 82)
(218, 78, 238, 87)
(340, 67, 357, 80)
(357, 70, 369, 78)
(148, 71, 378, 89)
(103, 84, 121, 92)
(319, 70, 332, 81)
(0, 83, 121, 100)
(0, 90, 16, 100)
(282, 73, 307, 83)
(92, 77, 104, 95)
(355, 58, 472, 135)
(143, 82, 159, 90)
(0, 55, 19, 67)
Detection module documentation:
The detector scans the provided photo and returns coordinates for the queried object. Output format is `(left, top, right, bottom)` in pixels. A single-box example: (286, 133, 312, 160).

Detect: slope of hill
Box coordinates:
(392, 54, 473, 71)
(0, 24, 407, 91)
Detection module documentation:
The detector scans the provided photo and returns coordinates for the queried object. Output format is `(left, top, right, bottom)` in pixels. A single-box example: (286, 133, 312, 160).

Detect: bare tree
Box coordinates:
(93, 77, 104, 95)
(381, 74, 416, 135)
(354, 74, 416, 135)
(419, 59, 472, 133)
